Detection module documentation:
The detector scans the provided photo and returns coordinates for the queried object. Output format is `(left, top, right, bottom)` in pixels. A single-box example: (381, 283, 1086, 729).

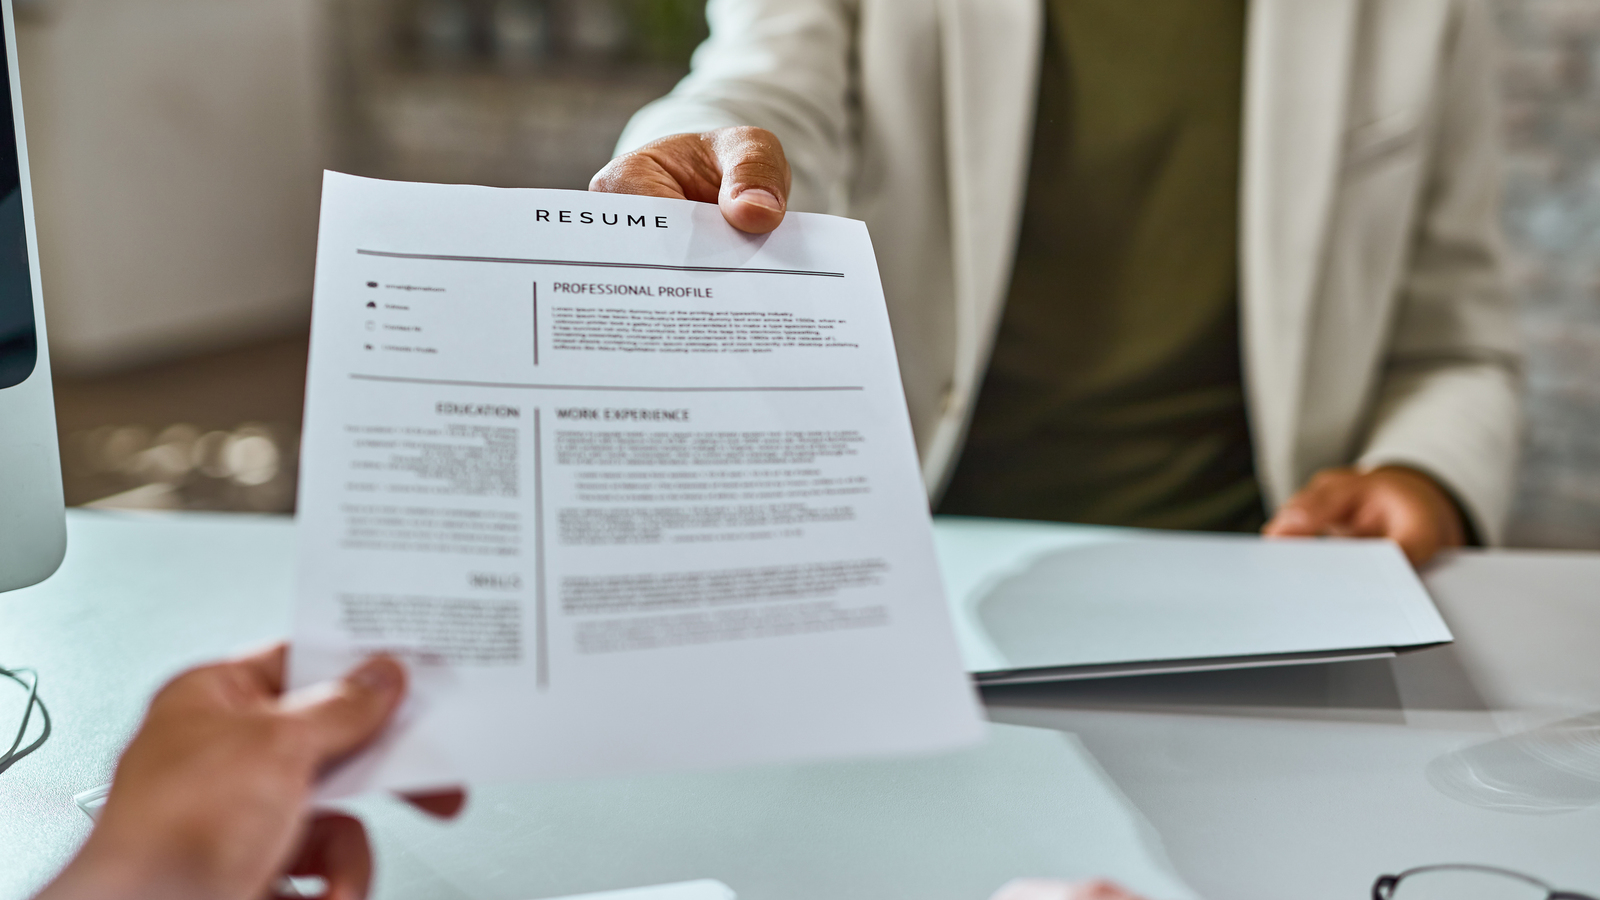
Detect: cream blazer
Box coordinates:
(617, 0, 1523, 542)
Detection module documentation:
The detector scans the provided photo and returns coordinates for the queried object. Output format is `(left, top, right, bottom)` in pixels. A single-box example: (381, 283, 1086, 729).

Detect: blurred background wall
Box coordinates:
(15, 0, 325, 373)
(23, 0, 1600, 550)
(1498, 0, 1600, 548)
(329, 0, 700, 190)
(26, 0, 704, 514)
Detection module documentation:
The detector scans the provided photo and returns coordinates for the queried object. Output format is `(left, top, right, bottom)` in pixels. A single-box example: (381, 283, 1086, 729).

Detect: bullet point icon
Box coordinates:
(367, 281, 378, 288)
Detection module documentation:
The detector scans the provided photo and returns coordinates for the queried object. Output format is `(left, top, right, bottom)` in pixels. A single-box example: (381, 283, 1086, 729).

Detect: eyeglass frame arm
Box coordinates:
(1373, 865, 1599, 900)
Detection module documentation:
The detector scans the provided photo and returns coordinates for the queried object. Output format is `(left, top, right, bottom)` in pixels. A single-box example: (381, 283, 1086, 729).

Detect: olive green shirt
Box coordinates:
(940, 0, 1262, 532)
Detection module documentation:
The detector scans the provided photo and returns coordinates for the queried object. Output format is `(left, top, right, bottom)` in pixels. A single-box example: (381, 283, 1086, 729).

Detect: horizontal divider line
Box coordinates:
(351, 374, 864, 392)
(357, 249, 845, 278)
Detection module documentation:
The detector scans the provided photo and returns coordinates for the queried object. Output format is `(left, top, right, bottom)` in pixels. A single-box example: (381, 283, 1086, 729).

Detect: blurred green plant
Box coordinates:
(624, 0, 708, 65)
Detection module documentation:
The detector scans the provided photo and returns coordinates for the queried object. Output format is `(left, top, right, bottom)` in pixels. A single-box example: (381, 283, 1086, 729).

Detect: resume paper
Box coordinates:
(291, 173, 983, 796)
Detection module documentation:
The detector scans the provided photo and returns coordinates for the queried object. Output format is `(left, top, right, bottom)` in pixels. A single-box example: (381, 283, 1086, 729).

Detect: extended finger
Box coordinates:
(399, 788, 467, 819)
(709, 126, 790, 234)
(281, 655, 407, 769)
(276, 814, 372, 900)
(1263, 470, 1362, 537)
(591, 131, 728, 203)
(590, 150, 701, 201)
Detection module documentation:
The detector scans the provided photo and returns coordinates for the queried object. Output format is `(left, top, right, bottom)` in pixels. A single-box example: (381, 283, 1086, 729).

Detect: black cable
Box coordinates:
(0, 664, 49, 775)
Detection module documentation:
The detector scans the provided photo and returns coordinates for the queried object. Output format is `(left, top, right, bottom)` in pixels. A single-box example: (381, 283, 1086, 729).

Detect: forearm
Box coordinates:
(616, 0, 856, 213)
(1358, 0, 1522, 544)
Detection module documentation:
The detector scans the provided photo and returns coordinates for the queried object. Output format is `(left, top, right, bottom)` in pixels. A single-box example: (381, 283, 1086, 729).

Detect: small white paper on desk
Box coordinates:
(536, 881, 735, 900)
(290, 173, 983, 797)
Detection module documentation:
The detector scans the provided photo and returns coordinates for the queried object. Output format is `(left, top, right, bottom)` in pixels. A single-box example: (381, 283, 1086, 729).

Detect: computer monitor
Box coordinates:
(0, 0, 65, 593)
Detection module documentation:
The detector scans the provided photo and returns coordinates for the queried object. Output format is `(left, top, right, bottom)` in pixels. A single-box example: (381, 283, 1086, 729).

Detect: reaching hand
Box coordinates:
(590, 127, 792, 234)
(1262, 465, 1468, 566)
(36, 644, 462, 900)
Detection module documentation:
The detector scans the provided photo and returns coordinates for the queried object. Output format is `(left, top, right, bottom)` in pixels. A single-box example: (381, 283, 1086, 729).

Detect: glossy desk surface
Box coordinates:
(4, 511, 1599, 900)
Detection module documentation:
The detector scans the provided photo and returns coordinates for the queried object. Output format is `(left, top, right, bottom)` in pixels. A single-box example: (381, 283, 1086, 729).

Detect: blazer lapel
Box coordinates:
(937, 1, 1042, 378)
(1241, 0, 1359, 507)
(927, 0, 1041, 489)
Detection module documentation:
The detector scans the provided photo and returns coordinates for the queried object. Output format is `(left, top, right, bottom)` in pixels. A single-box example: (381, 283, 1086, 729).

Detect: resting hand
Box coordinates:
(1262, 465, 1467, 566)
(590, 127, 791, 234)
(36, 645, 460, 900)
(990, 879, 1150, 900)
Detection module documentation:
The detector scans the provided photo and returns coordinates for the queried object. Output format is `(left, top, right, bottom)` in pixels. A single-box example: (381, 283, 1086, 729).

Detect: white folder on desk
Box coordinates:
(933, 517, 1454, 684)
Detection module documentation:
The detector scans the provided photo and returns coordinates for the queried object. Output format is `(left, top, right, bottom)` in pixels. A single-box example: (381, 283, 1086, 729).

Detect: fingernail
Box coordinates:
(351, 657, 401, 694)
(733, 187, 782, 211)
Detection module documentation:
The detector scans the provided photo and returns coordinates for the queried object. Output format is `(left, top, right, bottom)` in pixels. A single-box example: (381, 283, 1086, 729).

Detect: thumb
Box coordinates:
(709, 126, 790, 234)
(282, 655, 407, 769)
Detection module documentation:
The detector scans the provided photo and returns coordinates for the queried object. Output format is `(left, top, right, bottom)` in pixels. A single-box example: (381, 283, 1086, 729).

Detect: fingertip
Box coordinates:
(399, 788, 468, 820)
(281, 656, 409, 767)
(1263, 507, 1315, 536)
(284, 813, 372, 900)
(722, 187, 785, 234)
(348, 655, 406, 702)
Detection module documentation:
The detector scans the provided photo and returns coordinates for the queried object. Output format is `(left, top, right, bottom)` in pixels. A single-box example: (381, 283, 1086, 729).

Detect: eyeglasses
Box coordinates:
(0, 664, 50, 776)
(1374, 865, 1598, 900)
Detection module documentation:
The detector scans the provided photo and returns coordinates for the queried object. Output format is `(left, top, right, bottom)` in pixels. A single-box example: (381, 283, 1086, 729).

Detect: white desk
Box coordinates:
(3, 511, 1598, 899)
(985, 551, 1600, 899)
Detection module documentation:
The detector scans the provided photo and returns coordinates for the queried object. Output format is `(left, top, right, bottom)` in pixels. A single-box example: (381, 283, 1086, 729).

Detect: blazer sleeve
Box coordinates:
(613, 0, 857, 215)
(1355, 0, 1523, 545)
